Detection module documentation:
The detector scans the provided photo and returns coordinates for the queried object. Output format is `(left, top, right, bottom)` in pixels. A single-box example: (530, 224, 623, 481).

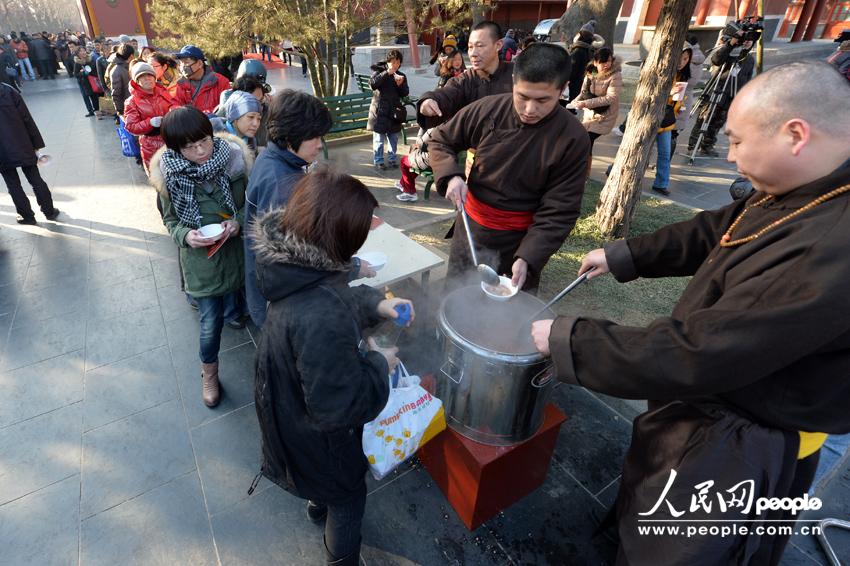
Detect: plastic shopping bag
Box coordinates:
(117, 118, 141, 158)
(363, 362, 446, 480)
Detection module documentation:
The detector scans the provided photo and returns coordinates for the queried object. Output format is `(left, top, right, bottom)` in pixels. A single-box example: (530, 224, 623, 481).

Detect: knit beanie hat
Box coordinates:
(224, 90, 262, 122)
(580, 19, 597, 33)
(131, 62, 155, 81)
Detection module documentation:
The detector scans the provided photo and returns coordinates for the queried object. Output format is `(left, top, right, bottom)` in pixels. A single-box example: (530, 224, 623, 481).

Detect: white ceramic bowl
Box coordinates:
(198, 223, 225, 240)
(481, 276, 519, 301)
(356, 251, 388, 272)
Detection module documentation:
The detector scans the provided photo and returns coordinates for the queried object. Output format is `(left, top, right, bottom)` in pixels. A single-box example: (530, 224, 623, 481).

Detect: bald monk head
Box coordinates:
(726, 62, 850, 195)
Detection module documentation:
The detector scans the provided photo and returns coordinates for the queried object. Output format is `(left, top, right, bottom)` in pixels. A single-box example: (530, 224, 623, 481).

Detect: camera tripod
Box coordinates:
(686, 50, 750, 165)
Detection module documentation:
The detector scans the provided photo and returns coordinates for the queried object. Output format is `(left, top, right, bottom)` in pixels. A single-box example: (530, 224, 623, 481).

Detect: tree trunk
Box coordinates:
(470, 1, 488, 25)
(556, 0, 622, 47)
(404, 0, 421, 68)
(593, 0, 699, 239)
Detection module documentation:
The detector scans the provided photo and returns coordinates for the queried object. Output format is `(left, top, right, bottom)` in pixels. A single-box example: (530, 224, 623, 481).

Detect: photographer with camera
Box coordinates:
(687, 22, 756, 157)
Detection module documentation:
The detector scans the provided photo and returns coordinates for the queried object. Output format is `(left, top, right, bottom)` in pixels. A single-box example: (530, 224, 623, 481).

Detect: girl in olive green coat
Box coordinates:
(149, 106, 254, 408)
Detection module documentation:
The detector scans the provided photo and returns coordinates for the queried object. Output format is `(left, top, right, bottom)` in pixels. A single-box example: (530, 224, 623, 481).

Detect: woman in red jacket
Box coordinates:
(124, 62, 179, 172)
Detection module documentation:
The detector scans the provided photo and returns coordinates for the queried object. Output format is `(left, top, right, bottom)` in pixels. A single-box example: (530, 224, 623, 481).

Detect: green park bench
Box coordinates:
(320, 91, 417, 159)
(353, 72, 420, 108)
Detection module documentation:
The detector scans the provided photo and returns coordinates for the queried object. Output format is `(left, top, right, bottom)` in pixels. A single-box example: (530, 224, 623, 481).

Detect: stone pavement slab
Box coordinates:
(0, 474, 80, 566)
(80, 472, 218, 566)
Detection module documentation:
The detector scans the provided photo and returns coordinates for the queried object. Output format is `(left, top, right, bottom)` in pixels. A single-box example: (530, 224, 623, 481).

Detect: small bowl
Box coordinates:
(198, 223, 224, 240)
(356, 251, 388, 272)
(481, 276, 519, 301)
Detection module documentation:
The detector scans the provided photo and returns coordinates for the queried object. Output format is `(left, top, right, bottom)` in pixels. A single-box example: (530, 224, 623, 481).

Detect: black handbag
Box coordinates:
(660, 104, 676, 128)
(392, 104, 407, 123)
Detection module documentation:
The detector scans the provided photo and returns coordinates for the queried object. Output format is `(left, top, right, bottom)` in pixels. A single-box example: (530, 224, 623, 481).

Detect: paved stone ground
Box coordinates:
(0, 52, 846, 565)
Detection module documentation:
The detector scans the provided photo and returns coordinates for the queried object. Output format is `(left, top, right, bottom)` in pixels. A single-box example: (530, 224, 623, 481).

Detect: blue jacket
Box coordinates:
(244, 141, 309, 327)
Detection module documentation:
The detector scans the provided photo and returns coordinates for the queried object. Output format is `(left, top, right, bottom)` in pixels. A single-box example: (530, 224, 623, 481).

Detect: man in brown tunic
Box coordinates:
(398, 21, 514, 203)
(417, 20, 514, 130)
(429, 43, 589, 291)
(532, 62, 850, 565)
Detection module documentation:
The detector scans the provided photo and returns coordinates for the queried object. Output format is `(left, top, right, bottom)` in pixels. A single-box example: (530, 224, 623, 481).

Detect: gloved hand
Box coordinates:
(150, 116, 162, 127)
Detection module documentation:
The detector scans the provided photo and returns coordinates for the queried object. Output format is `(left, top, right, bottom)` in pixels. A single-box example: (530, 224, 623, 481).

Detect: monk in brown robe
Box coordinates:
(417, 20, 514, 130)
(428, 43, 590, 291)
(532, 62, 850, 565)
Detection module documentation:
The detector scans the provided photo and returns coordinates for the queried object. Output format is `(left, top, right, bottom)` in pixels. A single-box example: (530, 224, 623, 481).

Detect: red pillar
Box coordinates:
(802, 0, 829, 40)
(695, 0, 711, 25)
(790, 0, 816, 42)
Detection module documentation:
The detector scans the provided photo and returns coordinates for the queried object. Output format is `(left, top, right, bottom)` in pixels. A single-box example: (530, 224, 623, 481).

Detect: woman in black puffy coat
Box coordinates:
(366, 49, 408, 170)
(253, 169, 414, 566)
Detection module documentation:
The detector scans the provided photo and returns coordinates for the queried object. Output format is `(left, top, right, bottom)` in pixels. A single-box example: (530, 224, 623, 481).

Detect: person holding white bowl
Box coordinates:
(150, 106, 254, 408)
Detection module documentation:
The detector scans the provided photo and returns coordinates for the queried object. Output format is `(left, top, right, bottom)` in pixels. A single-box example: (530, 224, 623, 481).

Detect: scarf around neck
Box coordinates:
(160, 137, 237, 228)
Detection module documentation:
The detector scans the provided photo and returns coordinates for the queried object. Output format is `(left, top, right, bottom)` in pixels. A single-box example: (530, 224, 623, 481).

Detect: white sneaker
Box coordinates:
(612, 127, 624, 137)
(394, 181, 405, 192)
(396, 192, 418, 202)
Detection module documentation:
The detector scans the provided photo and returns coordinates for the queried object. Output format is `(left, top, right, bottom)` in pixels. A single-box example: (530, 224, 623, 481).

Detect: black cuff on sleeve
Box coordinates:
(603, 239, 639, 283)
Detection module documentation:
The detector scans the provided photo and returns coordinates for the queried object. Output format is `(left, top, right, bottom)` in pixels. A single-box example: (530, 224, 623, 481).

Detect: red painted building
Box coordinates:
(76, 0, 153, 41)
(486, 0, 848, 43)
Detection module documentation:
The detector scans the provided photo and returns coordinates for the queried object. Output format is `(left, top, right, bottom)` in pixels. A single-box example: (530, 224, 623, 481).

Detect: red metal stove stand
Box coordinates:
(418, 403, 568, 530)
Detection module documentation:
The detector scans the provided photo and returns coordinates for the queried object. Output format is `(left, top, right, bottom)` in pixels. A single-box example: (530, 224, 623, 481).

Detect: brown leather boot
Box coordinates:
(201, 361, 220, 407)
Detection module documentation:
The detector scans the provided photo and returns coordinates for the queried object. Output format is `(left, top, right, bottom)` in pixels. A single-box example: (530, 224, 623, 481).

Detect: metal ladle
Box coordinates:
(460, 203, 501, 287)
(517, 268, 595, 334)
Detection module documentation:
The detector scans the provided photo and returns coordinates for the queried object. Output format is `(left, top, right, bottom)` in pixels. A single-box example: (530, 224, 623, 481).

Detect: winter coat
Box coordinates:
(175, 68, 231, 114)
(500, 36, 518, 61)
(216, 89, 269, 147)
(567, 42, 592, 102)
(677, 42, 707, 133)
(709, 41, 754, 106)
(252, 209, 390, 504)
(417, 61, 514, 130)
(243, 142, 309, 327)
(437, 67, 463, 89)
(827, 49, 850, 78)
(72, 57, 98, 97)
(157, 67, 180, 98)
(109, 56, 131, 114)
(0, 83, 44, 169)
(0, 47, 16, 76)
(367, 62, 409, 134)
(10, 40, 29, 60)
(29, 38, 52, 61)
(580, 56, 623, 135)
(123, 81, 179, 168)
(96, 55, 110, 93)
(149, 132, 254, 298)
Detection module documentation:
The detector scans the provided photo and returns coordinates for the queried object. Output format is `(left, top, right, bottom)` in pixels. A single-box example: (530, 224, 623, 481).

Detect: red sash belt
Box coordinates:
(464, 190, 534, 232)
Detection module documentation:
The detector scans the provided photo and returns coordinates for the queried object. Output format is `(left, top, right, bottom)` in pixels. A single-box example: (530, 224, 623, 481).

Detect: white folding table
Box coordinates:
(350, 220, 444, 288)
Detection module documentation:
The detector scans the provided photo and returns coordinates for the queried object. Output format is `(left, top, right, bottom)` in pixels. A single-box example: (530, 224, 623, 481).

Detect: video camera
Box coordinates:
(721, 17, 764, 44)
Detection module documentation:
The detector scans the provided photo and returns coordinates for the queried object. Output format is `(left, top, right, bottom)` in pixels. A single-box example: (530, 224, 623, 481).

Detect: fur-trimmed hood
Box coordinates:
(594, 56, 623, 79)
(251, 208, 350, 303)
(148, 131, 254, 194)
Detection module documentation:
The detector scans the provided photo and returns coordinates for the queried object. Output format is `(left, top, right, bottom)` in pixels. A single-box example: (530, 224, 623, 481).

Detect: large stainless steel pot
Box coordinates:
(436, 285, 556, 446)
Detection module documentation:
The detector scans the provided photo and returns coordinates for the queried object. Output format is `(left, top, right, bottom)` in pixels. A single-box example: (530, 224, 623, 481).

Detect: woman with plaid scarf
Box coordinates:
(150, 106, 254, 408)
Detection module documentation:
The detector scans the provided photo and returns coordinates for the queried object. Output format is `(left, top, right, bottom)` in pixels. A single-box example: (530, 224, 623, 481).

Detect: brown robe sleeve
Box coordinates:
(514, 129, 590, 273)
(427, 102, 482, 195)
(549, 215, 850, 401)
(416, 72, 472, 130)
(606, 201, 745, 281)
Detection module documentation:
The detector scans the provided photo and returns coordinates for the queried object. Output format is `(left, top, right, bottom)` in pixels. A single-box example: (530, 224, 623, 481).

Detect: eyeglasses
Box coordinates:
(181, 137, 213, 152)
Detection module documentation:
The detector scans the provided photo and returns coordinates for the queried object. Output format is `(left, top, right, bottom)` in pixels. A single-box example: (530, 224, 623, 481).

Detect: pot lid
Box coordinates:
(440, 285, 554, 355)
